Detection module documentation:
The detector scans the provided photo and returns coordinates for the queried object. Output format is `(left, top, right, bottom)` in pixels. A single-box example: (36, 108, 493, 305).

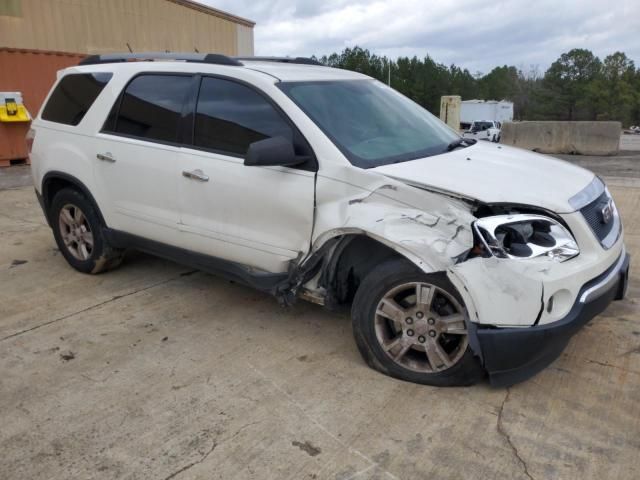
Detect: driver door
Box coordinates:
(177, 76, 316, 274)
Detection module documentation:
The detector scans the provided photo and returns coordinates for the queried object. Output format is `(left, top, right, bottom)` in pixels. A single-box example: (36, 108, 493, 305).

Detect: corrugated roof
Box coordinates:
(167, 0, 255, 27)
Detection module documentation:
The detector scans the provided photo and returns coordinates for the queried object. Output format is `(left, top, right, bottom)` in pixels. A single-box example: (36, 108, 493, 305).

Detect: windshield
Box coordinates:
(279, 80, 460, 168)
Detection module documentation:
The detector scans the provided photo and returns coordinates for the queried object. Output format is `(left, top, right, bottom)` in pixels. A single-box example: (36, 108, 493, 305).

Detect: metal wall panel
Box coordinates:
(0, 48, 84, 161)
(0, 0, 254, 55)
(236, 24, 254, 56)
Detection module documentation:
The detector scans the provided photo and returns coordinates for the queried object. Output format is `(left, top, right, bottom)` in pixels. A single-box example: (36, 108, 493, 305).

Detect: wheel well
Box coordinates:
(42, 173, 105, 226)
(44, 177, 76, 211)
(322, 235, 410, 307)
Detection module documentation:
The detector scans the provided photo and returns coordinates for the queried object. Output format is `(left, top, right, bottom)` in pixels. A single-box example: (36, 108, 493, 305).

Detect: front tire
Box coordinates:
(50, 188, 123, 274)
(351, 259, 484, 386)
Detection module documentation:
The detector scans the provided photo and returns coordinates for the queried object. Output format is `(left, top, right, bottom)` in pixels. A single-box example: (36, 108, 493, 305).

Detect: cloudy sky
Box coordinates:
(203, 0, 640, 74)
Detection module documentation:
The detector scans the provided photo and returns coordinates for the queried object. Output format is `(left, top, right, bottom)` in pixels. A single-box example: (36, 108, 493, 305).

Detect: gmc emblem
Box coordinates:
(601, 199, 614, 224)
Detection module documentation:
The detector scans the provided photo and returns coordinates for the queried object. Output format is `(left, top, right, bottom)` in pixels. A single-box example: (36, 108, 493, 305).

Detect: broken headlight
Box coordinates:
(473, 214, 579, 262)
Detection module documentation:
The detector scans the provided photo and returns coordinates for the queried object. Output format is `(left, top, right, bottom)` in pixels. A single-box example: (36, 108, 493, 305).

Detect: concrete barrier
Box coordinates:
(501, 121, 621, 155)
(439, 95, 461, 132)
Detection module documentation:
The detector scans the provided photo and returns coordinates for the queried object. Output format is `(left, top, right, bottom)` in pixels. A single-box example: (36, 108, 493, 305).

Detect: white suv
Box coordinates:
(30, 53, 629, 387)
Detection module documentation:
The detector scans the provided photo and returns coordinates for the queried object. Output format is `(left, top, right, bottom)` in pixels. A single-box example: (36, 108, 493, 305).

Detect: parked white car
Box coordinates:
(462, 120, 501, 142)
(30, 53, 629, 387)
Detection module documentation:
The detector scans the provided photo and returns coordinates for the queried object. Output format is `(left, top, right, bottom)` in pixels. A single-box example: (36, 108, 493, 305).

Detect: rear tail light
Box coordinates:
(26, 128, 35, 154)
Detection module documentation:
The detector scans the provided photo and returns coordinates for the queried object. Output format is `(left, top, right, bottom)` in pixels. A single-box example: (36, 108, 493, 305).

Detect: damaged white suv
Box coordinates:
(31, 53, 629, 387)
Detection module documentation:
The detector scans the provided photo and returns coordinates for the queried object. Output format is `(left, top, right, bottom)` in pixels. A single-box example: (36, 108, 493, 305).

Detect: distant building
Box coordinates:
(0, 0, 254, 57)
(0, 0, 255, 162)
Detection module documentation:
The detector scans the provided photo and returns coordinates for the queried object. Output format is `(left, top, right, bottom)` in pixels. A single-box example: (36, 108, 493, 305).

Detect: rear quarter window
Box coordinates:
(41, 73, 112, 126)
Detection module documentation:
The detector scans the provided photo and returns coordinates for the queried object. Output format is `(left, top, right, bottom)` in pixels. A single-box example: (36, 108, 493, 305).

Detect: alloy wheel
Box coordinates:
(374, 282, 468, 373)
(58, 203, 94, 261)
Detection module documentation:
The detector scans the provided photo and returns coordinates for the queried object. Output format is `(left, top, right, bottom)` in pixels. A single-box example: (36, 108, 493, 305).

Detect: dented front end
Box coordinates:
(300, 166, 625, 331)
(292, 165, 628, 384)
(285, 170, 476, 306)
(449, 205, 624, 329)
(311, 176, 477, 272)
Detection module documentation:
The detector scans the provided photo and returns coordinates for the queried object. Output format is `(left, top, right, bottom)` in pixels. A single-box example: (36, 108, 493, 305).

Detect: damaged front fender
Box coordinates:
(309, 173, 477, 273)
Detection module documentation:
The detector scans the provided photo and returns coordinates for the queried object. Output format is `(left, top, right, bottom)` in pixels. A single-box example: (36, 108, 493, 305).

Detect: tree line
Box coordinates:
(314, 47, 640, 126)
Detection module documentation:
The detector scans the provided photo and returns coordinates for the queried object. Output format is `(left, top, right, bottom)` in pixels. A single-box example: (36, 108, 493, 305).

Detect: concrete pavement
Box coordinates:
(1, 175, 639, 479)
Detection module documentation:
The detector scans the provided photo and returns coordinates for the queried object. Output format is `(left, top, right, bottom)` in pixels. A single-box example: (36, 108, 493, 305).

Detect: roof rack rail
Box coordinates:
(234, 56, 323, 66)
(79, 52, 243, 66)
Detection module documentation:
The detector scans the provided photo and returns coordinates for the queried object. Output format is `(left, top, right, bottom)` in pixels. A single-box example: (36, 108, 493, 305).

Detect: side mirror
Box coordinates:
(244, 136, 301, 167)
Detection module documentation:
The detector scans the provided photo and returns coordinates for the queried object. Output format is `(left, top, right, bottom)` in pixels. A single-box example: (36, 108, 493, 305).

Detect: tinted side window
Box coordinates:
(111, 74, 192, 143)
(42, 73, 112, 126)
(194, 77, 293, 155)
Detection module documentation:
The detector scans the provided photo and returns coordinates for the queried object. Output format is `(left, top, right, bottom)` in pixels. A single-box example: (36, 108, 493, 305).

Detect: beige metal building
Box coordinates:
(0, 0, 255, 56)
(0, 0, 254, 163)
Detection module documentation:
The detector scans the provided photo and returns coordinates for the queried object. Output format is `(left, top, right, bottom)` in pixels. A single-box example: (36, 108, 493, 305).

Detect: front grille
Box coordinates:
(580, 191, 616, 243)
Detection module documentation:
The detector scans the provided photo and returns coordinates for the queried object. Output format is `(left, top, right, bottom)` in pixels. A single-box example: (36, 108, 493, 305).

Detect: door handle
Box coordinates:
(96, 152, 116, 163)
(182, 169, 209, 182)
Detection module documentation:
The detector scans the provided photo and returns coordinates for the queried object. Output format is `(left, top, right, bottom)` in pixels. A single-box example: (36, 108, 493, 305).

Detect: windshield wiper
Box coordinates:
(445, 138, 474, 152)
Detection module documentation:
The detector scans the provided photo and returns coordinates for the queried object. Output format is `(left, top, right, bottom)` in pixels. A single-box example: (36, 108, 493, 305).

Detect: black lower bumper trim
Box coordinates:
(476, 252, 630, 387)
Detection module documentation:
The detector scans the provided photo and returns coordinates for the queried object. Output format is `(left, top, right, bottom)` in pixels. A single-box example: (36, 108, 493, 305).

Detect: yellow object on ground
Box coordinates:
(0, 92, 31, 122)
(0, 104, 31, 122)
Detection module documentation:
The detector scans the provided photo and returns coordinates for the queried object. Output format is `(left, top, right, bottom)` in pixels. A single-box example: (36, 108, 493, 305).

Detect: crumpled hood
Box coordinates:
(372, 141, 595, 213)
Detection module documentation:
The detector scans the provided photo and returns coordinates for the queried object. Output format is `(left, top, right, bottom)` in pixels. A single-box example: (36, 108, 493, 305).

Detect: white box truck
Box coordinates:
(460, 100, 513, 128)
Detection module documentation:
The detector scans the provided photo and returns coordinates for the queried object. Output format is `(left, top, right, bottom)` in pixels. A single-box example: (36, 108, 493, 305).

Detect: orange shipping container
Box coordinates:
(0, 48, 85, 163)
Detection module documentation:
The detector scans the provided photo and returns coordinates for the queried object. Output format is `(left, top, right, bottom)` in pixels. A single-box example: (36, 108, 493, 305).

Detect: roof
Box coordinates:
(166, 0, 255, 27)
(73, 54, 370, 82)
(240, 60, 369, 81)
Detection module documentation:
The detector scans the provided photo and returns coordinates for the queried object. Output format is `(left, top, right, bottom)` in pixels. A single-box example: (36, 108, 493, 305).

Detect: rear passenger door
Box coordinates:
(93, 73, 194, 245)
(178, 76, 316, 274)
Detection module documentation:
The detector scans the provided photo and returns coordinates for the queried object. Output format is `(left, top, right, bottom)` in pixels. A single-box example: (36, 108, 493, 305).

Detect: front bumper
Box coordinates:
(473, 250, 630, 387)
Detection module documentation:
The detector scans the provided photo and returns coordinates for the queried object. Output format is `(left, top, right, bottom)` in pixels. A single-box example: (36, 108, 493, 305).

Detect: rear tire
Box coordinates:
(50, 188, 124, 274)
(351, 259, 484, 386)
